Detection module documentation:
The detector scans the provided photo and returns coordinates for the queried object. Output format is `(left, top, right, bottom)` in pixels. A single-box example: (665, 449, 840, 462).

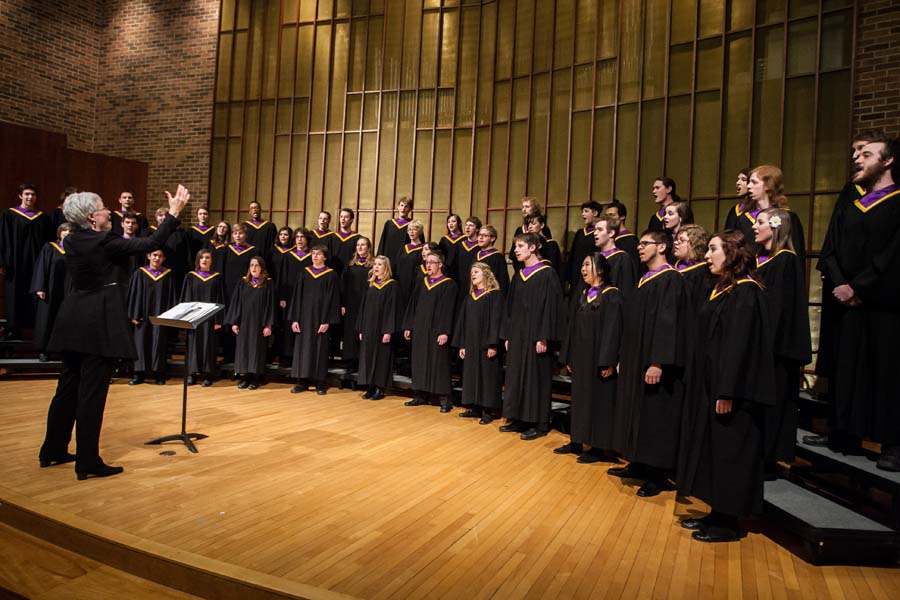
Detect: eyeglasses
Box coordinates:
(672, 238, 687, 245)
(636, 241, 663, 248)
(425, 260, 441, 265)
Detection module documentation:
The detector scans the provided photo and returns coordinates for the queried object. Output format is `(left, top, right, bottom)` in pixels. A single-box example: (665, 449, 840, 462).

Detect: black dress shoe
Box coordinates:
(76, 463, 124, 481)
(680, 517, 711, 531)
(237, 380, 250, 389)
(459, 409, 480, 418)
(128, 375, 144, 386)
(362, 388, 374, 399)
(186, 375, 196, 386)
(801, 433, 828, 447)
(155, 377, 166, 385)
(291, 384, 307, 394)
(636, 480, 663, 497)
(877, 446, 900, 472)
(404, 396, 426, 406)
(499, 422, 523, 433)
(439, 398, 452, 413)
(577, 450, 606, 464)
(248, 382, 259, 390)
(554, 442, 583, 455)
(479, 414, 493, 425)
(691, 526, 743, 543)
(316, 386, 327, 395)
(370, 388, 385, 400)
(201, 379, 213, 387)
(39, 353, 49, 362)
(39, 453, 76, 468)
(520, 427, 547, 441)
(608, 463, 644, 479)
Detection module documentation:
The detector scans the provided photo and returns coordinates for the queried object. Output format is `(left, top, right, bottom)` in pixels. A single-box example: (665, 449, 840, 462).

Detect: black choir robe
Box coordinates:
(356, 278, 401, 388)
(454, 239, 480, 298)
(816, 185, 900, 444)
(438, 233, 464, 281)
(340, 260, 370, 361)
(676, 261, 712, 309)
(755, 249, 812, 462)
(723, 202, 747, 231)
(395, 243, 426, 305)
(402, 274, 458, 396)
(289, 266, 341, 381)
(508, 220, 553, 272)
(126, 267, 177, 374)
(205, 241, 229, 274)
(277, 249, 311, 358)
(269, 243, 294, 356)
(560, 286, 623, 449)
(221, 244, 257, 304)
(538, 238, 564, 285)
(111, 210, 149, 236)
(605, 248, 638, 297)
(188, 224, 216, 263)
(377, 218, 411, 263)
(474, 248, 510, 294)
(0, 207, 52, 331)
(453, 287, 504, 409)
(647, 208, 666, 232)
(224, 278, 275, 375)
(243, 220, 277, 263)
(29, 241, 69, 352)
(49, 206, 66, 233)
(565, 227, 597, 291)
(615, 229, 640, 269)
(144, 225, 192, 288)
(179, 271, 225, 375)
(309, 229, 337, 267)
(614, 265, 688, 470)
(332, 230, 360, 271)
(677, 279, 775, 517)
(500, 263, 562, 425)
(735, 209, 806, 271)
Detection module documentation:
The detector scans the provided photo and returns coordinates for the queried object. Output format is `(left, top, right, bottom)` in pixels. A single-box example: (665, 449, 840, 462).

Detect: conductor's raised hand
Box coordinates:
(165, 184, 190, 218)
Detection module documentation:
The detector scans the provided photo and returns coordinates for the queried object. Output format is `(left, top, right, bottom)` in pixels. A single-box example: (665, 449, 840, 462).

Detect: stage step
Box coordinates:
(763, 479, 900, 564)
(0, 357, 62, 375)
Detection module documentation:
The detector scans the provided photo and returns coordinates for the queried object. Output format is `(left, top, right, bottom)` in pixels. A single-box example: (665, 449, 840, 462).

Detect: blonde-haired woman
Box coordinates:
(394, 219, 426, 303)
(452, 262, 504, 424)
(356, 256, 401, 400)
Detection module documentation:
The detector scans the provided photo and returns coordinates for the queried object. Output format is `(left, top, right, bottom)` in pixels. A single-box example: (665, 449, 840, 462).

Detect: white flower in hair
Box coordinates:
(768, 215, 782, 228)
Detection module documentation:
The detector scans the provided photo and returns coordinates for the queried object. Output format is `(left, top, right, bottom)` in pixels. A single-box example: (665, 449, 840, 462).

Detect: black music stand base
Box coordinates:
(145, 432, 208, 454)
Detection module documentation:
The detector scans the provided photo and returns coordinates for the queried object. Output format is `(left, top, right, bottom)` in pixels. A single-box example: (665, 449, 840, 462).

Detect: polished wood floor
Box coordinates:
(0, 377, 898, 599)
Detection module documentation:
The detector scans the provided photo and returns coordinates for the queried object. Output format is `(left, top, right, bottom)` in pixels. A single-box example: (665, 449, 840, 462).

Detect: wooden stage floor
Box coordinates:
(0, 377, 898, 599)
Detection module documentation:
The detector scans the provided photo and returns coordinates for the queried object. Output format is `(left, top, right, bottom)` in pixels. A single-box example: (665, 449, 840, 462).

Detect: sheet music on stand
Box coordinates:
(151, 302, 224, 330)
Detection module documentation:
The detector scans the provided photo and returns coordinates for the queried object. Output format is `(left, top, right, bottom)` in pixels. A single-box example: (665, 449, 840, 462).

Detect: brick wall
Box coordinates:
(853, 1, 900, 135)
(94, 0, 219, 217)
(0, 0, 102, 150)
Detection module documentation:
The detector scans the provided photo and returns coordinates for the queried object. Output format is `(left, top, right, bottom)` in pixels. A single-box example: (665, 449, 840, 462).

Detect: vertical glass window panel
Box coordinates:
(508, 121, 528, 204)
(671, 0, 697, 45)
(618, 1, 642, 103)
(296, 25, 315, 95)
(324, 134, 343, 213)
(477, 3, 497, 126)
(401, 2, 422, 89)
(719, 32, 752, 193)
(615, 104, 639, 209)
(342, 133, 360, 208)
(456, 7, 479, 127)
(528, 73, 550, 197)
(232, 31, 248, 101)
(246, 2, 265, 100)
(598, 0, 618, 59)
(306, 135, 324, 212)
(282, 0, 297, 23)
(310, 24, 332, 132)
(289, 134, 308, 211)
(437, 89, 455, 128)
(440, 10, 459, 88)
(575, 0, 596, 64)
(812, 194, 837, 250)
(570, 111, 591, 203)
(221, 0, 236, 31)
(789, 0, 818, 19)
(639, 99, 665, 209)
(329, 23, 350, 131)
(236, 0, 251, 29)
(545, 2, 575, 68)
(494, 81, 510, 123)
(418, 89, 436, 126)
(210, 140, 227, 209)
(668, 44, 694, 97)
(729, 0, 754, 31)
(272, 136, 291, 210)
(414, 130, 434, 208)
(787, 18, 817, 76)
(665, 96, 692, 197)
(698, 0, 724, 38)
(424, 0, 441, 8)
(823, 0, 851, 9)
(783, 76, 815, 193)
(696, 38, 723, 91)
(370, 0, 385, 15)
(496, 0, 515, 81)
(299, 0, 316, 22)
(751, 26, 784, 168)
(691, 200, 717, 233)
(359, 132, 378, 206)
(548, 70, 572, 205)
(815, 70, 851, 191)
(278, 28, 297, 98)
(513, 77, 531, 120)
(348, 20, 367, 92)
(490, 124, 509, 208)
(318, 0, 333, 20)
(214, 105, 229, 137)
(433, 130, 453, 210)
(261, 2, 279, 99)
(276, 102, 292, 135)
(382, 0, 402, 90)
(292, 98, 309, 133)
(717, 199, 735, 228)
(573, 64, 594, 111)
(256, 102, 276, 202)
(421, 12, 439, 88)
(225, 138, 243, 212)
(821, 10, 852, 71)
(395, 92, 416, 202)
(691, 91, 722, 198)
(452, 130, 474, 215)
(757, 0, 787, 25)
(643, 0, 667, 99)
(788, 194, 810, 252)
(363, 92, 380, 130)
(345, 93, 362, 130)
(377, 92, 398, 210)
(336, 0, 351, 19)
(533, 0, 553, 72)
(229, 104, 245, 137)
(366, 16, 384, 90)
(591, 108, 614, 203)
(515, 0, 535, 77)
(596, 59, 617, 106)
(240, 104, 260, 204)
(546, 208, 566, 248)
(216, 33, 233, 102)
(472, 128, 491, 219)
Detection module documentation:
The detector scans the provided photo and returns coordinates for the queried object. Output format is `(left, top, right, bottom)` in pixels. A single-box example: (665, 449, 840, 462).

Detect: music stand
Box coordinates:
(145, 302, 224, 453)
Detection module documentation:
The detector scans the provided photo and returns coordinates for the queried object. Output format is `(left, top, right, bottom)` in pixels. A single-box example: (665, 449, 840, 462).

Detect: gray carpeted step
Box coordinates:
(796, 428, 900, 487)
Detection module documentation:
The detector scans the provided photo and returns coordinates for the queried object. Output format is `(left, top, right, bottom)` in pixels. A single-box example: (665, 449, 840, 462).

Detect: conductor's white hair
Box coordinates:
(63, 192, 102, 229)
